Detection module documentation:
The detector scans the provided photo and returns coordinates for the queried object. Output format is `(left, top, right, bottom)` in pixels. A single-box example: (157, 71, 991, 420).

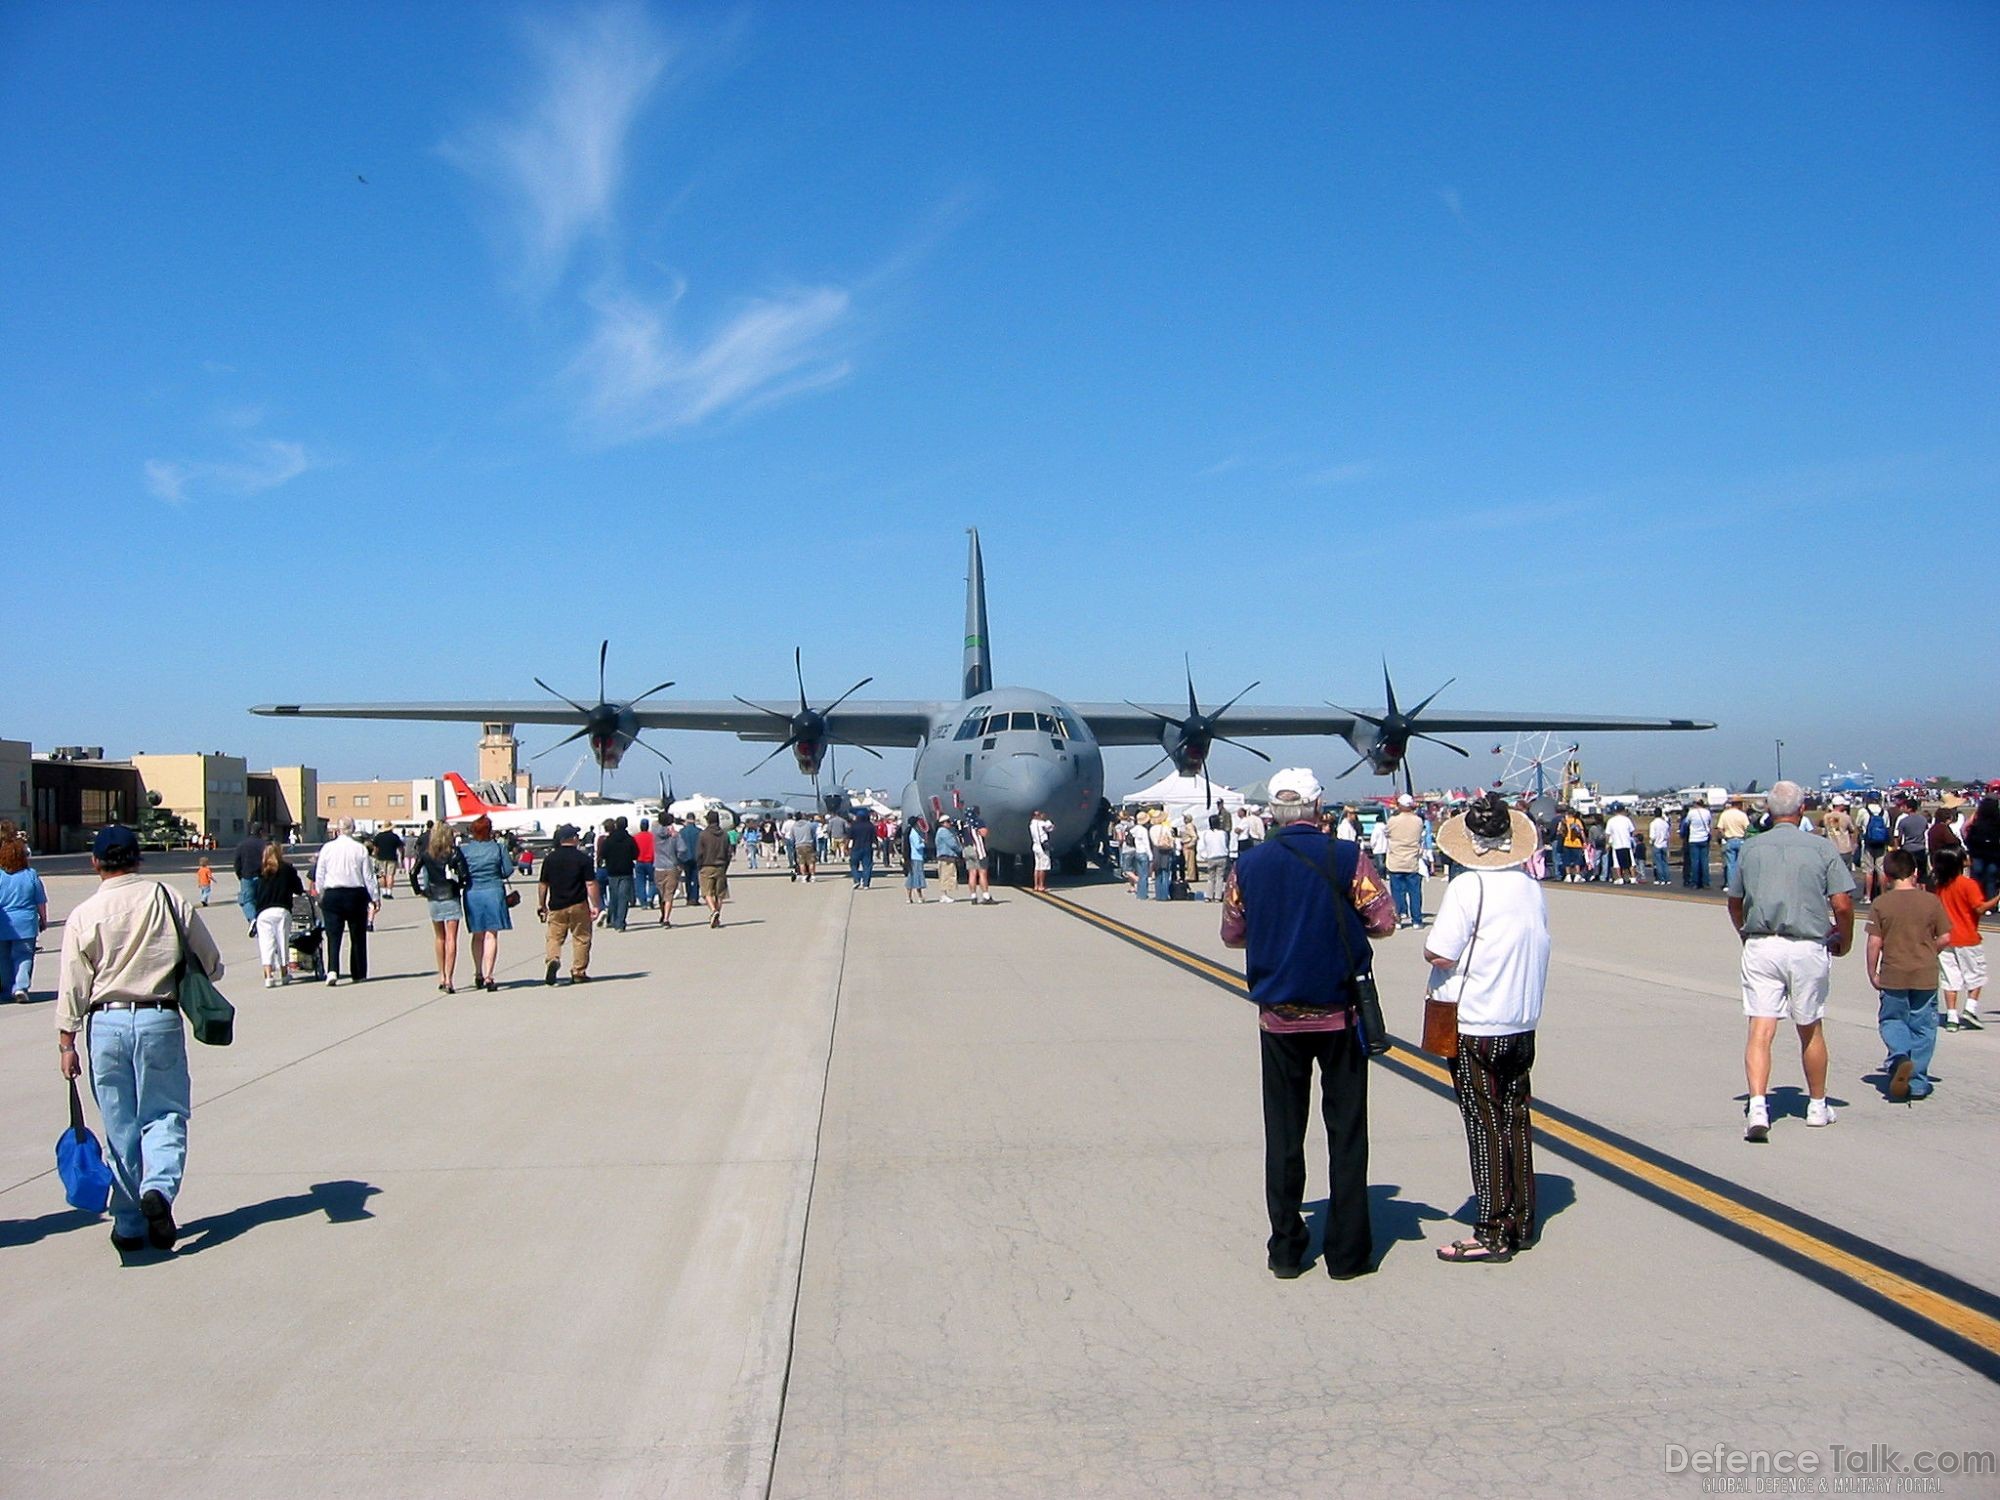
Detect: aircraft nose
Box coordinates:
(991, 755, 1065, 811)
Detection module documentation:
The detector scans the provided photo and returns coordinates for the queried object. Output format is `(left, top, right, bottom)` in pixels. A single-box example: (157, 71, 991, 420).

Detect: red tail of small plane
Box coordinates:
(443, 772, 493, 818)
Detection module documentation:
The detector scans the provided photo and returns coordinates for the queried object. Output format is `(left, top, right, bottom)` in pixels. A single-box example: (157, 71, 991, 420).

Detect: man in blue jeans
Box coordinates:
(232, 822, 268, 934)
(849, 814, 877, 888)
(1384, 795, 1427, 928)
(1866, 850, 1951, 1101)
(57, 825, 223, 1254)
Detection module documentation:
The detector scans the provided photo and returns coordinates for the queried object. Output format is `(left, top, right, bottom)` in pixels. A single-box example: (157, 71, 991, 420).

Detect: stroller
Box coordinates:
(288, 890, 326, 980)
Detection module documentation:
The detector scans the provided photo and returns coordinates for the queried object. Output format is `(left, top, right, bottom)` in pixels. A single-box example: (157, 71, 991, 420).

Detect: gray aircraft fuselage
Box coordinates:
(904, 686, 1105, 859)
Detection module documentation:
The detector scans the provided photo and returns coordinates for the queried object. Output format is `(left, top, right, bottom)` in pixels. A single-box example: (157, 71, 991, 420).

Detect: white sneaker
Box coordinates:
(1744, 1098, 1770, 1142)
(326, 973, 340, 987)
(939, 895, 955, 903)
(264, 976, 276, 989)
(1806, 1099, 1837, 1128)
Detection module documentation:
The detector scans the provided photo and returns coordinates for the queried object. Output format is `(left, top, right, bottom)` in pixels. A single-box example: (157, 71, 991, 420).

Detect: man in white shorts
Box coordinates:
(1029, 809, 1055, 893)
(1726, 781, 1856, 1141)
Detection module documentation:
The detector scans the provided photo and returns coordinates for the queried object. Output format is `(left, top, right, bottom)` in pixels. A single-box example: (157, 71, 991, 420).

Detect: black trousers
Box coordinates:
(1450, 1031, 1536, 1249)
(321, 887, 370, 980)
(1260, 1026, 1371, 1275)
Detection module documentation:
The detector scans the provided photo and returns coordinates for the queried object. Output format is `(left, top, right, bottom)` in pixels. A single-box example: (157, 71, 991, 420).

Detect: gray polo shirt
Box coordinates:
(1727, 823, 1856, 941)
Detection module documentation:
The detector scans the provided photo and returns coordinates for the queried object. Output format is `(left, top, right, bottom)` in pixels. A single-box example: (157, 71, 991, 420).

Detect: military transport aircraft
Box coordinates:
(253, 530, 1713, 866)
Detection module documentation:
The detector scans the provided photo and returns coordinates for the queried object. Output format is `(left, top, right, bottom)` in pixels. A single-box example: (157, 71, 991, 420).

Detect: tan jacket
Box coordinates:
(58, 875, 223, 1034)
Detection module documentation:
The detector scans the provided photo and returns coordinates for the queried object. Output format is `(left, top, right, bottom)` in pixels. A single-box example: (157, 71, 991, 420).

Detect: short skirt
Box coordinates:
(427, 895, 464, 925)
(462, 883, 512, 933)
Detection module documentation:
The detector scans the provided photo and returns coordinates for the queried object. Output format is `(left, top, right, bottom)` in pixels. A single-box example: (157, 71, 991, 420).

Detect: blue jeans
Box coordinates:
(634, 865, 655, 906)
(1390, 870, 1425, 926)
(1686, 842, 1709, 888)
(1, 935, 34, 999)
(1135, 857, 1153, 897)
(851, 845, 874, 888)
(605, 875, 633, 929)
(1652, 846, 1670, 883)
(88, 1008, 191, 1238)
(1153, 861, 1173, 901)
(1877, 988, 1939, 1097)
(1723, 838, 1744, 891)
(237, 878, 258, 927)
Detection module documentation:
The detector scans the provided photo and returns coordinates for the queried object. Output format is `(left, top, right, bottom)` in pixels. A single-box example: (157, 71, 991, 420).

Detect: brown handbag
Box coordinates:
(1422, 875, 1485, 1062)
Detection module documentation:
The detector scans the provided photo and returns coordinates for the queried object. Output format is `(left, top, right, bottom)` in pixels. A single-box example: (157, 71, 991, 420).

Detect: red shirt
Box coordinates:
(1940, 875, 1987, 948)
(634, 830, 656, 863)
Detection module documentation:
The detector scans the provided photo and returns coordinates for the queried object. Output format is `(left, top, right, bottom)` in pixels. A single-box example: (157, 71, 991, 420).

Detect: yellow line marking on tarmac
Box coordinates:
(1025, 886, 2000, 1361)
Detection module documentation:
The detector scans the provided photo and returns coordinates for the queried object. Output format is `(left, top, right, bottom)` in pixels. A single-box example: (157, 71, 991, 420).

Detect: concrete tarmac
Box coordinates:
(1, 862, 1994, 1497)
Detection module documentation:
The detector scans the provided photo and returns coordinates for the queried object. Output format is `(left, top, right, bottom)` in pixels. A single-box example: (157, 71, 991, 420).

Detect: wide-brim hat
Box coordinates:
(1436, 805, 1541, 870)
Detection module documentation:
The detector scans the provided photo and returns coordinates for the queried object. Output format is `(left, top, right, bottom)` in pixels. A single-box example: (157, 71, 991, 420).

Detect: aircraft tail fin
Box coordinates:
(443, 772, 491, 818)
(963, 527, 992, 698)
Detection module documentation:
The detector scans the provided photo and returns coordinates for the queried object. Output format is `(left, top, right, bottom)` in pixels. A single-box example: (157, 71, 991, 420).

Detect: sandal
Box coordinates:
(1436, 1237, 1514, 1265)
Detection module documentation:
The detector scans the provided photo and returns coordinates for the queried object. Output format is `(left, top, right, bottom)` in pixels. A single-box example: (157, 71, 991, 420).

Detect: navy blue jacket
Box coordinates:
(1231, 822, 1374, 1010)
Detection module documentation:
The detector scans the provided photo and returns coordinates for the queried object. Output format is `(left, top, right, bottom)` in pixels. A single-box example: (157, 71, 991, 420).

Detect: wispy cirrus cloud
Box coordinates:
(570, 283, 853, 442)
(442, 3, 671, 293)
(445, 4, 871, 441)
(144, 439, 310, 505)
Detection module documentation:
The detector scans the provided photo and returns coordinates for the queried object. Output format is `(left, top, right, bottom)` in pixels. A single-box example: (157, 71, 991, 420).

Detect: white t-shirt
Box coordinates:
(1196, 827, 1228, 862)
(1335, 818, 1358, 842)
(1424, 869, 1550, 1036)
(1686, 806, 1712, 843)
(1029, 818, 1052, 854)
(1648, 815, 1669, 849)
(1606, 813, 1636, 851)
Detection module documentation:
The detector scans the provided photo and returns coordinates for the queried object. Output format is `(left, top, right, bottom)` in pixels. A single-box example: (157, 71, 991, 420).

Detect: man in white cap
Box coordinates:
(1221, 768, 1395, 1280)
(1384, 794, 1427, 928)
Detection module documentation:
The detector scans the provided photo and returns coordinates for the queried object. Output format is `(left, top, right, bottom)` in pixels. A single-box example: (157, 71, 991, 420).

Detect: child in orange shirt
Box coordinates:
(195, 855, 215, 907)
(1935, 852, 1998, 1030)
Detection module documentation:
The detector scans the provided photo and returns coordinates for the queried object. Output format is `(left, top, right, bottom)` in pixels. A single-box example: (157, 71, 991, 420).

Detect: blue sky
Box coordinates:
(4, 1, 1995, 798)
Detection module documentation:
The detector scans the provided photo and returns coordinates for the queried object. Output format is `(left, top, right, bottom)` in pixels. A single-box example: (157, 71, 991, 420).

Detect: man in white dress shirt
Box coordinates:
(312, 818, 380, 986)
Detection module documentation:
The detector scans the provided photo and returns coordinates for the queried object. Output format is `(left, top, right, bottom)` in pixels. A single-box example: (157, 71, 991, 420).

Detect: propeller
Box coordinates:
(1126, 655, 1271, 806)
(733, 647, 884, 778)
(1328, 659, 1470, 798)
(528, 640, 673, 796)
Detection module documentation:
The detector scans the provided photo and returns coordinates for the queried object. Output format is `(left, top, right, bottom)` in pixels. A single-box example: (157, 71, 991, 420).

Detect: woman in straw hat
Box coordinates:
(1426, 791, 1552, 1264)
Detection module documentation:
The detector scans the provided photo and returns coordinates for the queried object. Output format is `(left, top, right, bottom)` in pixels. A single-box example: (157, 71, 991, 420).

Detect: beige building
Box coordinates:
(262, 766, 321, 841)
(319, 777, 446, 830)
(0, 738, 28, 832)
(479, 723, 532, 804)
(131, 752, 250, 842)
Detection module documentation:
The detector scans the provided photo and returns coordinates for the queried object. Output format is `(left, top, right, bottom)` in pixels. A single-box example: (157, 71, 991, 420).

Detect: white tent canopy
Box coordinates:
(1118, 772, 1247, 819)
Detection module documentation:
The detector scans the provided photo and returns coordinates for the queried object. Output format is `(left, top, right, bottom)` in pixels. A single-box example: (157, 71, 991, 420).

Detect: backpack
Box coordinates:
(1864, 811, 1890, 845)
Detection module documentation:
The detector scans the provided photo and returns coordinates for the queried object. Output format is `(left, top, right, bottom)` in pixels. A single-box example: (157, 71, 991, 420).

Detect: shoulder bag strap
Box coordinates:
(158, 884, 191, 986)
(69, 1075, 88, 1143)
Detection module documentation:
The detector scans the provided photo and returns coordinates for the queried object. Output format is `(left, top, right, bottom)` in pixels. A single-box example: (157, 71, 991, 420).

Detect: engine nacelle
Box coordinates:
(1160, 724, 1210, 777)
(1341, 726, 1406, 778)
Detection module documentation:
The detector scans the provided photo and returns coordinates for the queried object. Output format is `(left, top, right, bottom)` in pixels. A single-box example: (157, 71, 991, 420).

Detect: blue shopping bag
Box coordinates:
(57, 1077, 112, 1214)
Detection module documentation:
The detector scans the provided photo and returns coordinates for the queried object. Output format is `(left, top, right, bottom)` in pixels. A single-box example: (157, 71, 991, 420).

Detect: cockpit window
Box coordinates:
(1034, 713, 1056, 734)
(954, 708, 989, 741)
(1053, 709, 1081, 740)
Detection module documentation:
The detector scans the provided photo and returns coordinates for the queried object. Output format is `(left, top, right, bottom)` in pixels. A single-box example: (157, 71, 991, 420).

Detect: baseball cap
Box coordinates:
(93, 825, 140, 859)
(552, 823, 579, 842)
(1267, 767, 1324, 805)
(1397, 793, 1415, 808)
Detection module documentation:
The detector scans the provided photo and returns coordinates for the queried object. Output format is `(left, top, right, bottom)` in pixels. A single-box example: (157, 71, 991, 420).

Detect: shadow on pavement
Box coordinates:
(1446, 1173, 1578, 1241)
(1301, 1184, 1455, 1270)
(0, 1206, 104, 1248)
(175, 1179, 381, 1255)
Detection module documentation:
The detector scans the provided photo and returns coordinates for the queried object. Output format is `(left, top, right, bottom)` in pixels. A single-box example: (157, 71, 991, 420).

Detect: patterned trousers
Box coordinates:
(1450, 1031, 1537, 1249)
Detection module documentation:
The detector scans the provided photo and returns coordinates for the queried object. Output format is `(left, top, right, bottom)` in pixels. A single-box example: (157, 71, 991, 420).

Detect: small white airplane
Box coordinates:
(442, 773, 660, 841)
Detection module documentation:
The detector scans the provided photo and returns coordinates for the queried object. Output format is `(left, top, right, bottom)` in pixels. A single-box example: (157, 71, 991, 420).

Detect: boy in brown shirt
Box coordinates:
(1866, 850, 1952, 1101)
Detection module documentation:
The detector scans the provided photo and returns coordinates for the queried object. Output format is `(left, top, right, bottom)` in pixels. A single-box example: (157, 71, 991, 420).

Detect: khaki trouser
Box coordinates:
(545, 902, 593, 976)
(937, 858, 959, 897)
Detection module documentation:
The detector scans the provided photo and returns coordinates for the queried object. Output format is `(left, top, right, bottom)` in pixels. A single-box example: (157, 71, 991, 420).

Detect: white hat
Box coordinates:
(1267, 767, 1324, 806)
(1396, 793, 1415, 808)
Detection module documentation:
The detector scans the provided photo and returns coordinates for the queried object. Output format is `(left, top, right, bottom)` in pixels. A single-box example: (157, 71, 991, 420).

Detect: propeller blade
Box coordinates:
(1333, 752, 1372, 780)
(1381, 659, 1399, 719)
(1122, 699, 1182, 725)
(1215, 735, 1274, 762)
(732, 694, 792, 720)
(744, 737, 799, 777)
(630, 737, 673, 766)
(794, 646, 809, 714)
(1403, 760, 1415, 799)
(629, 679, 676, 705)
(1324, 700, 1385, 729)
(828, 737, 884, 760)
(1136, 754, 1173, 780)
(1412, 732, 1470, 758)
(1405, 677, 1457, 720)
(1185, 654, 1199, 719)
(1211, 680, 1262, 720)
(599, 640, 609, 702)
(1203, 762, 1213, 809)
(817, 676, 876, 717)
(533, 677, 593, 716)
(529, 726, 593, 760)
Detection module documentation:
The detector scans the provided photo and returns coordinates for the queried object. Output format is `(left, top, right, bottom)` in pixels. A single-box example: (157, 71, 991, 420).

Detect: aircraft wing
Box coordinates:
(1071, 703, 1713, 748)
(251, 699, 945, 747)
